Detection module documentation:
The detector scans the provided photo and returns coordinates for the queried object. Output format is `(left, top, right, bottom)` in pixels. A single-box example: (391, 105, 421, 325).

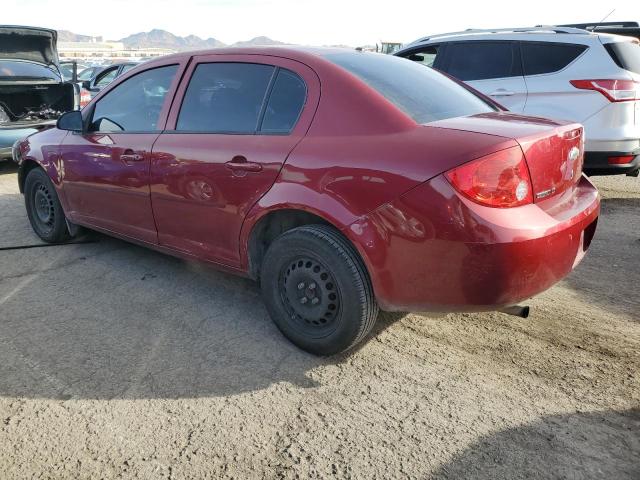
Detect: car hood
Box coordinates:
(0, 26, 58, 65)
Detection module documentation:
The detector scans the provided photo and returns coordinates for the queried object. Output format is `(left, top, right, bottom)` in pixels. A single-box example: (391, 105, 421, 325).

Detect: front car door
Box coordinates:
(438, 41, 528, 112)
(150, 54, 320, 267)
(59, 60, 185, 243)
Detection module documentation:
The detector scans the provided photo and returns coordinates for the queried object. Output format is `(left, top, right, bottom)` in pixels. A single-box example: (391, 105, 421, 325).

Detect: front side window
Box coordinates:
(89, 64, 177, 132)
(441, 41, 520, 81)
(94, 68, 118, 88)
(326, 52, 495, 124)
(177, 63, 275, 133)
(522, 42, 587, 76)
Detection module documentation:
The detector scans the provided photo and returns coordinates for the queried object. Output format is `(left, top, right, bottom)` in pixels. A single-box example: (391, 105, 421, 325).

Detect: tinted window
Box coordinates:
(522, 42, 587, 76)
(400, 45, 441, 68)
(605, 41, 640, 74)
(442, 42, 520, 81)
(261, 69, 306, 133)
(90, 65, 177, 132)
(326, 52, 494, 124)
(177, 63, 275, 133)
(0, 60, 59, 80)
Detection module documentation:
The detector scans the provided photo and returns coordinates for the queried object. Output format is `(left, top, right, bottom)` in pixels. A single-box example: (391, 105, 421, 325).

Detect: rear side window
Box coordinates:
(605, 41, 640, 74)
(326, 52, 495, 124)
(522, 42, 587, 75)
(261, 69, 306, 133)
(441, 41, 520, 81)
(177, 63, 275, 133)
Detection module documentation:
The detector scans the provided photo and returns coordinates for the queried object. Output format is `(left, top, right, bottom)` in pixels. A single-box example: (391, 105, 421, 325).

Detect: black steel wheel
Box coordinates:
(261, 225, 378, 355)
(24, 167, 70, 243)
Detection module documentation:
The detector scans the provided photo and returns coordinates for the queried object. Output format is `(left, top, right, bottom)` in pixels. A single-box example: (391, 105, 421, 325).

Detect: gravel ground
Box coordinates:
(0, 161, 638, 479)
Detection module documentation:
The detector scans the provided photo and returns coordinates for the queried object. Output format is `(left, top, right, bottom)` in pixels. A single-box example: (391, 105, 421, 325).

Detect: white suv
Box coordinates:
(396, 27, 640, 176)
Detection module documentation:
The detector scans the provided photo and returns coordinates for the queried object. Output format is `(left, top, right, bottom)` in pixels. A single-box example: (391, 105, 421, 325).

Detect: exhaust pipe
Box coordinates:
(499, 305, 530, 318)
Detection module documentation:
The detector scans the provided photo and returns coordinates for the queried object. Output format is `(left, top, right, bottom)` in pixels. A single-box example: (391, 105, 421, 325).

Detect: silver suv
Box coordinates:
(396, 27, 640, 176)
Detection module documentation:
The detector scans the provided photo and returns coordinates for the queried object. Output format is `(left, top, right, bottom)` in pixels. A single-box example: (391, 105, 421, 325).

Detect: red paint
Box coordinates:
(18, 47, 600, 312)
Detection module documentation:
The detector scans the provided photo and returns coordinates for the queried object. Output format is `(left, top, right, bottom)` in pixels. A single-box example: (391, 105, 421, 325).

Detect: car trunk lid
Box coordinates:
(430, 112, 584, 201)
(0, 26, 58, 65)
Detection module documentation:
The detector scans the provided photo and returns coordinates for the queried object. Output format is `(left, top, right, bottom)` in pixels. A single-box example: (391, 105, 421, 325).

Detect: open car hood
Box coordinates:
(0, 26, 58, 65)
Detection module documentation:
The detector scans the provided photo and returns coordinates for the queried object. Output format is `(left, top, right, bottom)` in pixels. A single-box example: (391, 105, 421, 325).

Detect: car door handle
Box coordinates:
(489, 89, 515, 97)
(225, 156, 262, 173)
(120, 150, 145, 162)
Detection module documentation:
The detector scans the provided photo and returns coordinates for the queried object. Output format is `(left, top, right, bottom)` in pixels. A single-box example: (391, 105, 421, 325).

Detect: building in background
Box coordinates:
(58, 40, 174, 63)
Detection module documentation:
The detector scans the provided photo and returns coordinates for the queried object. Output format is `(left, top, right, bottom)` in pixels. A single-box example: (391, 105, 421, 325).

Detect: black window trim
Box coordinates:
(172, 61, 308, 136)
(520, 40, 589, 77)
(85, 63, 180, 135)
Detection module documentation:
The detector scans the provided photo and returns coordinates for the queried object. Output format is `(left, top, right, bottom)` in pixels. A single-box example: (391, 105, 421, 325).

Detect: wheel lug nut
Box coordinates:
(297, 282, 305, 290)
(309, 283, 316, 290)
(300, 297, 308, 304)
(311, 298, 319, 305)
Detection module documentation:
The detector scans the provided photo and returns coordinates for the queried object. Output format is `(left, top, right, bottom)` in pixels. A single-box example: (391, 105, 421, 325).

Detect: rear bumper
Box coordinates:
(347, 174, 600, 312)
(583, 150, 640, 176)
(0, 126, 41, 160)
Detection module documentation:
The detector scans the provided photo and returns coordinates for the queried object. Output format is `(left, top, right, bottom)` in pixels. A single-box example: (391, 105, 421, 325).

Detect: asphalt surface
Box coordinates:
(0, 161, 638, 479)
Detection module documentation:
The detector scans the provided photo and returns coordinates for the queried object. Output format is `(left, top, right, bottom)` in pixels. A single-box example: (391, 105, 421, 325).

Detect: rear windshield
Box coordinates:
(325, 52, 495, 124)
(0, 60, 59, 80)
(604, 41, 640, 74)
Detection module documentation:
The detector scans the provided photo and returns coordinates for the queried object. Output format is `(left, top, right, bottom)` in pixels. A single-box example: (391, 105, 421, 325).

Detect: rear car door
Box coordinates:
(150, 54, 320, 267)
(439, 41, 528, 112)
(59, 61, 185, 243)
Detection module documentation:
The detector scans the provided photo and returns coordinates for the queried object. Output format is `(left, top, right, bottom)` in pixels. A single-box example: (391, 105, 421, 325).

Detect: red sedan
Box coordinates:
(15, 47, 600, 355)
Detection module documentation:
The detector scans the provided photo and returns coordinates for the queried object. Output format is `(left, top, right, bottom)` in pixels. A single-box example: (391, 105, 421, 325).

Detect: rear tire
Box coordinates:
(24, 167, 70, 243)
(260, 225, 378, 356)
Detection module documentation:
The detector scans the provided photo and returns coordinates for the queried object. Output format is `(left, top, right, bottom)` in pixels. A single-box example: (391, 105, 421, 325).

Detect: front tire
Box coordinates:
(260, 225, 378, 356)
(24, 167, 70, 243)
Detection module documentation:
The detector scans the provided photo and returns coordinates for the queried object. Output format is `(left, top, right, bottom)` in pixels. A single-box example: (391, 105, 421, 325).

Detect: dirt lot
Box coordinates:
(0, 161, 638, 479)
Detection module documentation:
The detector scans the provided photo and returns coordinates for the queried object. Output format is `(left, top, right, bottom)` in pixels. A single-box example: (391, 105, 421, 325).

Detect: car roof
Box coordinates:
(141, 45, 363, 69)
(402, 26, 625, 48)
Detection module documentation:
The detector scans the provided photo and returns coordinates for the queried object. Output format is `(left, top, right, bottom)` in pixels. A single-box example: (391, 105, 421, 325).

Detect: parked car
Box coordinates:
(0, 25, 77, 161)
(14, 48, 600, 355)
(79, 62, 138, 107)
(396, 26, 640, 176)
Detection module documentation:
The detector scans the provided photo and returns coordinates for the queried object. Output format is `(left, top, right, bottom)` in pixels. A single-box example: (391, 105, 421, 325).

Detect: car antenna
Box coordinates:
(589, 8, 616, 31)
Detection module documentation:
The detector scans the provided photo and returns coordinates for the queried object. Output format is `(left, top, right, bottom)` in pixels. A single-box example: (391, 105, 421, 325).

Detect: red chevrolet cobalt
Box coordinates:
(15, 48, 599, 355)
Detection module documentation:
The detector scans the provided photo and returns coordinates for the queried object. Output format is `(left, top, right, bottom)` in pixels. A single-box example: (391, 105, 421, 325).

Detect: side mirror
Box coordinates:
(81, 80, 91, 90)
(57, 110, 83, 132)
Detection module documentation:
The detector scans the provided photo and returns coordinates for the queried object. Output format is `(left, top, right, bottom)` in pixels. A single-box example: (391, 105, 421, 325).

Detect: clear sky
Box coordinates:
(3, 0, 637, 46)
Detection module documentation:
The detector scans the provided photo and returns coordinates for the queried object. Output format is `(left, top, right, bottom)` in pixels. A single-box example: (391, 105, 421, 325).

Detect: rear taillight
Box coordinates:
(608, 155, 635, 165)
(80, 89, 91, 108)
(445, 146, 533, 208)
(570, 79, 640, 102)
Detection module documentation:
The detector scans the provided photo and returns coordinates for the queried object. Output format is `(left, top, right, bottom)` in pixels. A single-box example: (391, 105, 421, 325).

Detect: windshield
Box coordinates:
(325, 52, 495, 124)
(0, 60, 59, 81)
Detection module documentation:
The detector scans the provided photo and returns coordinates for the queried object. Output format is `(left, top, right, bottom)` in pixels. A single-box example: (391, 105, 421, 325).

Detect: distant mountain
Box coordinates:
(119, 29, 226, 51)
(57, 29, 288, 51)
(57, 30, 102, 42)
(231, 36, 285, 47)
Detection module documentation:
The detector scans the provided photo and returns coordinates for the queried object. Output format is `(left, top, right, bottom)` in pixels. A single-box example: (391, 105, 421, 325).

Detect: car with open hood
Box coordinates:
(0, 25, 77, 161)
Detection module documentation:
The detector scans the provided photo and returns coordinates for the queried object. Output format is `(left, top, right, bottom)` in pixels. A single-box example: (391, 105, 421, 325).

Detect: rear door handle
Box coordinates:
(120, 150, 145, 162)
(225, 156, 262, 173)
(489, 89, 515, 97)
